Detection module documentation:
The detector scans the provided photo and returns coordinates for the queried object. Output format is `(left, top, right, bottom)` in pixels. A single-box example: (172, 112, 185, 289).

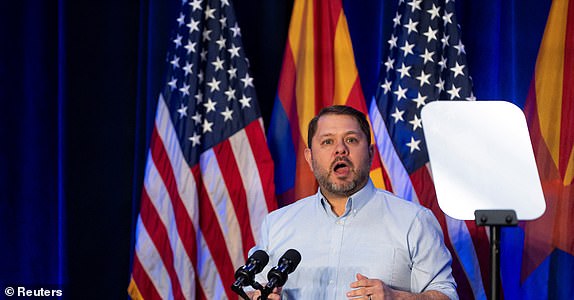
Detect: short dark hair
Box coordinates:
(307, 105, 372, 148)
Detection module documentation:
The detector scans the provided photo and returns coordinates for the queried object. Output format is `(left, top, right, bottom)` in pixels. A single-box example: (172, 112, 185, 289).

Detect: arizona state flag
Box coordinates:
(517, 0, 574, 298)
(267, 0, 389, 207)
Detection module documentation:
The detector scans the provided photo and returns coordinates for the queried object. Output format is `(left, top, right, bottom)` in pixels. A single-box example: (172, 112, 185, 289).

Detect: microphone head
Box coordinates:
(281, 249, 301, 274)
(250, 250, 270, 273)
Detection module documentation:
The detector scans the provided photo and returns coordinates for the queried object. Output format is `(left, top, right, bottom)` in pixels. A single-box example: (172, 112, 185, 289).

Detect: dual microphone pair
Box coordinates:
(231, 249, 301, 300)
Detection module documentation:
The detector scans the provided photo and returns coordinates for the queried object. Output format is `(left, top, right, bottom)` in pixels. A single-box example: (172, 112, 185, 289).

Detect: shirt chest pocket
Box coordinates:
(345, 244, 412, 291)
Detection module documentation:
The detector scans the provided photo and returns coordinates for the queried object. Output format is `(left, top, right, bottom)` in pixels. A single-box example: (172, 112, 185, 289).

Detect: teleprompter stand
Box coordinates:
(474, 209, 518, 300)
(421, 101, 546, 300)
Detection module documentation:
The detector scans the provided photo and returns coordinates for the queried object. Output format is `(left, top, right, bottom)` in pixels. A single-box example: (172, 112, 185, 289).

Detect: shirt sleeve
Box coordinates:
(408, 208, 459, 300)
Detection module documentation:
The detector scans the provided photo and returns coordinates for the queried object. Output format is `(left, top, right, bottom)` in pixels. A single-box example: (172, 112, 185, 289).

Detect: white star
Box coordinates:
(200, 49, 208, 61)
(220, 107, 233, 121)
(184, 40, 196, 54)
(393, 12, 402, 27)
(454, 40, 466, 54)
(443, 12, 453, 26)
(189, 0, 202, 11)
(450, 62, 465, 77)
(467, 92, 477, 101)
(195, 90, 203, 103)
(406, 137, 421, 153)
(187, 19, 200, 33)
(173, 34, 182, 48)
(384, 57, 395, 71)
(212, 57, 224, 71)
(216, 36, 226, 50)
(416, 71, 431, 86)
(438, 56, 447, 71)
(400, 41, 415, 57)
(391, 107, 405, 123)
(224, 87, 236, 101)
(179, 83, 190, 96)
(206, 78, 220, 92)
(183, 62, 193, 76)
(219, 16, 227, 28)
(423, 26, 438, 42)
(227, 67, 237, 79)
(202, 29, 212, 41)
(397, 63, 411, 79)
(388, 35, 398, 49)
(197, 71, 204, 83)
(441, 34, 450, 48)
(230, 23, 241, 37)
(201, 119, 213, 133)
(221, 0, 230, 7)
(177, 13, 185, 26)
(240, 73, 254, 88)
(189, 132, 201, 147)
(239, 94, 251, 108)
(412, 92, 427, 108)
(203, 98, 217, 112)
(447, 84, 461, 99)
(191, 112, 202, 124)
(170, 56, 180, 68)
(167, 77, 177, 90)
(409, 114, 423, 130)
(394, 85, 408, 101)
(407, 0, 422, 12)
(228, 44, 241, 58)
(204, 5, 216, 20)
(381, 79, 392, 94)
(419, 49, 434, 64)
(435, 78, 445, 92)
(427, 4, 440, 20)
(177, 103, 187, 118)
(403, 19, 418, 34)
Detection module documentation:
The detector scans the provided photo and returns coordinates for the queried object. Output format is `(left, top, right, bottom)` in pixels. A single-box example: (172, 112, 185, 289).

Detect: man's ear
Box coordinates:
(304, 148, 314, 171)
(368, 144, 374, 163)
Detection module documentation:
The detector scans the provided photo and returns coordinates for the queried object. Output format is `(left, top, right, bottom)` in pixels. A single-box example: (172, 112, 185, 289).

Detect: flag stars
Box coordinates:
(170, 56, 180, 68)
(184, 40, 197, 54)
(454, 40, 466, 54)
(397, 63, 412, 78)
(219, 16, 227, 28)
(230, 23, 241, 37)
(416, 71, 431, 86)
(189, 0, 202, 11)
(187, 19, 200, 33)
(177, 103, 187, 118)
(381, 79, 392, 94)
(447, 84, 461, 99)
(403, 19, 418, 34)
(406, 137, 421, 153)
(173, 34, 183, 48)
(239, 94, 251, 108)
(441, 34, 450, 48)
(168, 77, 177, 90)
(216, 36, 226, 50)
(220, 107, 233, 121)
(202, 118, 213, 133)
(407, 0, 422, 12)
(224, 87, 236, 101)
(227, 67, 238, 79)
(212, 57, 225, 71)
(183, 62, 193, 76)
(189, 132, 201, 147)
(438, 56, 447, 71)
(427, 4, 440, 20)
(388, 35, 398, 49)
(191, 112, 202, 124)
(240, 73, 254, 88)
(400, 41, 415, 57)
(177, 13, 185, 26)
(179, 83, 190, 96)
(423, 26, 438, 42)
(207, 78, 221, 92)
(228, 44, 241, 58)
(420, 49, 435, 64)
(202, 29, 212, 41)
(204, 5, 216, 20)
(412, 92, 427, 108)
(384, 57, 395, 71)
(394, 85, 408, 101)
(203, 98, 217, 113)
(450, 62, 465, 77)
(435, 78, 445, 92)
(391, 107, 405, 123)
(195, 89, 203, 103)
(409, 114, 423, 130)
(443, 12, 453, 25)
(393, 13, 402, 27)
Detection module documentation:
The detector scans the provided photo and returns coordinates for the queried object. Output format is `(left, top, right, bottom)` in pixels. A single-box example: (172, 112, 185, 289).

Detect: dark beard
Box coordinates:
(312, 158, 370, 197)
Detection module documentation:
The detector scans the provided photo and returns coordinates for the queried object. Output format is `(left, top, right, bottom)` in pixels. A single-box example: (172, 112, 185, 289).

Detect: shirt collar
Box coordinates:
(317, 179, 376, 218)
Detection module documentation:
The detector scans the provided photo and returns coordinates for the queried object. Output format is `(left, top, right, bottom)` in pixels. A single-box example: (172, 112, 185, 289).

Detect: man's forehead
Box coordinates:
(315, 114, 362, 134)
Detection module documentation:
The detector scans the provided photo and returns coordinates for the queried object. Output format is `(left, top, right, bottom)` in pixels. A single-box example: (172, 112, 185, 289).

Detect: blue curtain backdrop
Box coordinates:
(0, 0, 554, 298)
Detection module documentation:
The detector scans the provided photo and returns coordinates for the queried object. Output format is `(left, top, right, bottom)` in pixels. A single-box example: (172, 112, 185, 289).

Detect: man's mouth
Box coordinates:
(332, 159, 351, 175)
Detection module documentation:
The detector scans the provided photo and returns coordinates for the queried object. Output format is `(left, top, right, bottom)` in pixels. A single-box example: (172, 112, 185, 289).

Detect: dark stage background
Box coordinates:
(0, 0, 552, 298)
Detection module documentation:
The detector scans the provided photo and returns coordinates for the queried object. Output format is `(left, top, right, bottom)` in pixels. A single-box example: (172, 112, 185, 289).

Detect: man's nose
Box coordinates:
(334, 140, 348, 155)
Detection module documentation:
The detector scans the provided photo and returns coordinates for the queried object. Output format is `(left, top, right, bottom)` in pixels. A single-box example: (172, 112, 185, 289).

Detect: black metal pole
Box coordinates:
(490, 225, 500, 300)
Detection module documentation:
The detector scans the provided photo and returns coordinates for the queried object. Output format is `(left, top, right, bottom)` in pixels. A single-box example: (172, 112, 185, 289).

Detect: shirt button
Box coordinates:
(329, 280, 334, 285)
(336, 220, 343, 225)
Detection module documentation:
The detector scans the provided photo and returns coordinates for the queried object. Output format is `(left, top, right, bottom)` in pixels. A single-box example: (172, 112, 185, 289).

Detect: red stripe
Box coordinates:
(191, 165, 236, 299)
(277, 44, 303, 148)
(213, 139, 256, 257)
(559, 0, 574, 182)
(139, 188, 185, 300)
(149, 128, 204, 296)
(410, 168, 475, 299)
(132, 254, 162, 300)
(313, 0, 338, 108)
(244, 120, 277, 211)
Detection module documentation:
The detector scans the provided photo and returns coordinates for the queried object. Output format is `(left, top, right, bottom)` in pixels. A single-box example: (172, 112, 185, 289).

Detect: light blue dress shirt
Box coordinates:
(252, 180, 458, 299)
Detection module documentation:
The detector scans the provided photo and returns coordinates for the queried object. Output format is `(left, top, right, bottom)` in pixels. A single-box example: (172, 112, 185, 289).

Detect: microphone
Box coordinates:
(264, 249, 302, 291)
(231, 250, 269, 299)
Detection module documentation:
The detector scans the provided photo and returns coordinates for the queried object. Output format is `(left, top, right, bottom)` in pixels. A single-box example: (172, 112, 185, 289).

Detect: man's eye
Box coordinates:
(346, 137, 358, 143)
(321, 139, 333, 145)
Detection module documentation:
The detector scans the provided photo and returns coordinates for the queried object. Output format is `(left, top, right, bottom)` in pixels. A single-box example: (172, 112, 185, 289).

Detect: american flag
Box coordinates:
(369, 0, 489, 299)
(128, 0, 276, 299)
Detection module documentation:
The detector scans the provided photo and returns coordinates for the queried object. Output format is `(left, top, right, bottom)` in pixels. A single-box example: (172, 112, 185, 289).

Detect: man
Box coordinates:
(251, 105, 457, 299)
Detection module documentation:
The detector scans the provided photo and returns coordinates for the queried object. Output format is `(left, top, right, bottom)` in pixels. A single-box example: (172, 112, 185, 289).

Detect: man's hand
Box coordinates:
(346, 273, 450, 300)
(247, 287, 282, 300)
(347, 273, 394, 299)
